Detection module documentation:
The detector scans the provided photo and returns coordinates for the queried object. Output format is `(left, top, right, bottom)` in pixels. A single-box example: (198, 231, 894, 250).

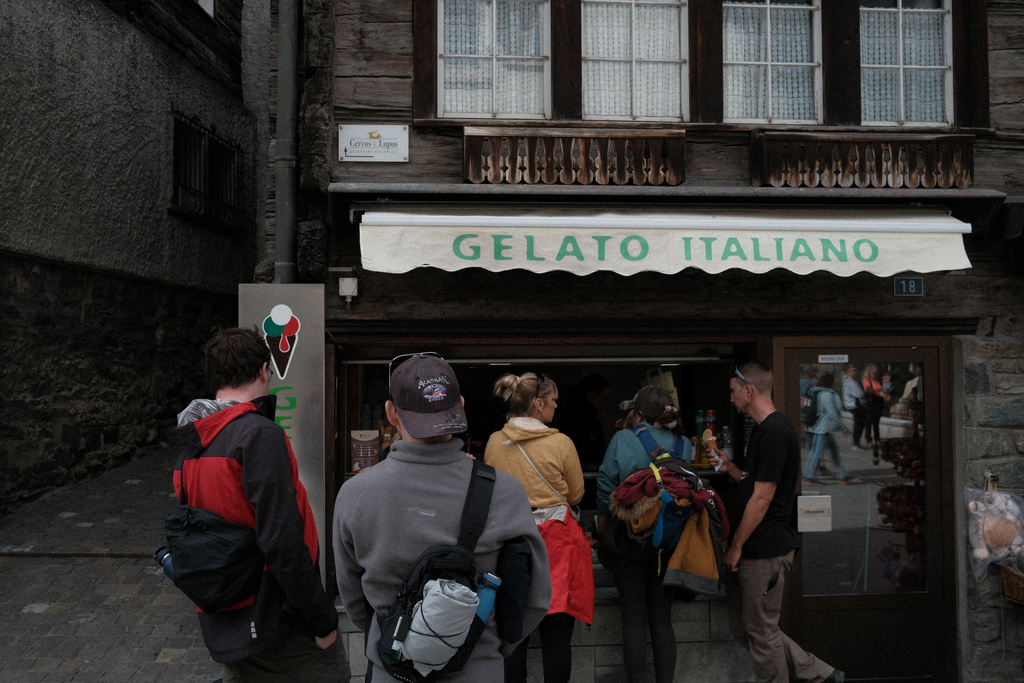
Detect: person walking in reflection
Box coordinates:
(862, 365, 889, 463)
(841, 364, 867, 450)
(803, 373, 858, 486)
(709, 362, 845, 683)
(485, 372, 593, 683)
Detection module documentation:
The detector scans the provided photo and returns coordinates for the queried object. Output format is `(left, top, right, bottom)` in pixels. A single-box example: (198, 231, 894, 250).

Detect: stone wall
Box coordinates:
(958, 336, 1024, 682)
(0, 254, 236, 512)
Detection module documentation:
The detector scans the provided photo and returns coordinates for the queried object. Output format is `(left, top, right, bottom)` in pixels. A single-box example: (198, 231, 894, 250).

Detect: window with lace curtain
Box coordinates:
(723, 0, 821, 123)
(438, 0, 551, 118)
(860, 0, 951, 125)
(582, 0, 689, 121)
(414, 0, 988, 129)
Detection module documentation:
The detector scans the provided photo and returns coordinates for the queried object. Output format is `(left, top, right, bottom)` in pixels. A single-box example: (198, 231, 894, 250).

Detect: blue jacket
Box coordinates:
(596, 423, 693, 518)
(807, 388, 844, 434)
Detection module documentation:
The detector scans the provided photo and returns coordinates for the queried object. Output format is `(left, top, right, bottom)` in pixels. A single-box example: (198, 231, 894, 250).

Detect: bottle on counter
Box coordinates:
(695, 410, 705, 464)
(720, 426, 734, 461)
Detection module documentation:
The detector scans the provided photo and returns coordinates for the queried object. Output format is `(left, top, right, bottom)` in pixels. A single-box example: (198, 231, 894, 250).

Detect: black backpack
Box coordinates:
(155, 470, 265, 613)
(375, 459, 496, 683)
(801, 387, 820, 425)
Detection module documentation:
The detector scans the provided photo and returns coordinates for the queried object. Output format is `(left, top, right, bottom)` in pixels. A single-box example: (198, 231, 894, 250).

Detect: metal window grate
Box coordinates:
(170, 111, 255, 237)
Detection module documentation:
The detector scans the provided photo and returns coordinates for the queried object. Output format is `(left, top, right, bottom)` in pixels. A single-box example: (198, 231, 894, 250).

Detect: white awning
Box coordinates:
(358, 205, 972, 277)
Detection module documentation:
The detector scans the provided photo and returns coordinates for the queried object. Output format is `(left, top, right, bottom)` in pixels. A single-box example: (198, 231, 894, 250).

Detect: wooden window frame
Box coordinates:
(413, 0, 988, 128)
(435, 0, 552, 119)
(721, 0, 823, 125)
(580, 0, 691, 122)
(858, 1, 953, 127)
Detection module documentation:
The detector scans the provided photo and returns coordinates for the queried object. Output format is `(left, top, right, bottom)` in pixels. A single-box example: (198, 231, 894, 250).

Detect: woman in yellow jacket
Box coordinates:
(485, 372, 593, 683)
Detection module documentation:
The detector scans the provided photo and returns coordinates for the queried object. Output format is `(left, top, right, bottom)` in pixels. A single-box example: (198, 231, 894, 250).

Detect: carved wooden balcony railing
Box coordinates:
(751, 132, 974, 189)
(464, 127, 685, 186)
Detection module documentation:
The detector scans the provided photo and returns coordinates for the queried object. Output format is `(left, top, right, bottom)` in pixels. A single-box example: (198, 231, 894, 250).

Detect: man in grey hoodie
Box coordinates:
(332, 353, 551, 682)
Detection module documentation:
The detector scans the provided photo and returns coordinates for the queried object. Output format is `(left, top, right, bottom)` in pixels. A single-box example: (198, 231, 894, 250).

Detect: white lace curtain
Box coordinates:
(582, 1, 686, 120)
(441, 0, 546, 116)
(723, 2, 817, 122)
(861, 5, 946, 123)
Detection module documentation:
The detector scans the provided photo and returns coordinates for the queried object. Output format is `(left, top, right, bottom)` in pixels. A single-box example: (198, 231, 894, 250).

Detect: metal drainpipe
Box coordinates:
(273, 0, 299, 284)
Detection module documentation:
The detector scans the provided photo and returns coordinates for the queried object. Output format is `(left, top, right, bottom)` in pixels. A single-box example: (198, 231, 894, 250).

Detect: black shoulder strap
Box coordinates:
(456, 459, 496, 552)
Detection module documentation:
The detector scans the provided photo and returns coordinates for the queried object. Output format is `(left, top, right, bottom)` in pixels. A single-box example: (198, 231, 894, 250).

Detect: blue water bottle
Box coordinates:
(154, 547, 175, 581)
(476, 572, 502, 621)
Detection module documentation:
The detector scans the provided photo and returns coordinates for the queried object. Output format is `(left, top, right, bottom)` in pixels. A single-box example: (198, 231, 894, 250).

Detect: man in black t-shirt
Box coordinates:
(710, 362, 844, 683)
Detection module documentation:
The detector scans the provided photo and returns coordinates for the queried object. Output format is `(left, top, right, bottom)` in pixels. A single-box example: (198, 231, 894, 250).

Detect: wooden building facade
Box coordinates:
(279, 1, 1024, 681)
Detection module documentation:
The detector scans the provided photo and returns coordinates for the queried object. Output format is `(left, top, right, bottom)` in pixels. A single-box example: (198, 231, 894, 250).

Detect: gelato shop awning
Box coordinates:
(356, 204, 972, 277)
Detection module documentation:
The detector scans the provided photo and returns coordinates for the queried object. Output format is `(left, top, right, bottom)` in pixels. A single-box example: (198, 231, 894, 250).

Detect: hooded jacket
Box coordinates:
(807, 387, 844, 435)
(484, 420, 585, 508)
(485, 420, 593, 625)
(174, 399, 338, 663)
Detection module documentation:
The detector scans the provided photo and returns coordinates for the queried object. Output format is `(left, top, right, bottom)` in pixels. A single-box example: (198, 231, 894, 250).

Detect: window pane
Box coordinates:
(860, 0, 897, 7)
(904, 0, 941, 8)
(583, 60, 632, 116)
(772, 65, 816, 119)
(770, 8, 813, 63)
(861, 67, 900, 121)
(636, 62, 682, 117)
(495, 59, 546, 114)
(443, 58, 492, 113)
(583, 3, 632, 59)
(445, 0, 492, 55)
(724, 64, 768, 118)
(798, 361, 929, 596)
(496, 1, 544, 56)
(582, 0, 687, 120)
(637, 5, 681, 60)
(902, 12, 944, 67)
(724, 6, 768, 63)
(860, 10, 898, 65)
(903, 68, 945, 122)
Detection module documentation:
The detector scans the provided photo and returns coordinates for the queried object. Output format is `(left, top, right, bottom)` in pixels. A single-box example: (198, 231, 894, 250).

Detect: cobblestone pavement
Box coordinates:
(0, 444, 221, 682)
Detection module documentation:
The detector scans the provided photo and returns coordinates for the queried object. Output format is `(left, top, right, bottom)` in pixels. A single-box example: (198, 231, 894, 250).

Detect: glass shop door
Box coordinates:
(779, 340, 955, 682)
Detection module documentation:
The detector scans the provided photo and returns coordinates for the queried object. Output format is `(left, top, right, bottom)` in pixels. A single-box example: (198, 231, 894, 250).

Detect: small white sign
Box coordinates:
(818, 354, 849, 364)
(339, 124, 409, 162)
(797, 495, 832, 532)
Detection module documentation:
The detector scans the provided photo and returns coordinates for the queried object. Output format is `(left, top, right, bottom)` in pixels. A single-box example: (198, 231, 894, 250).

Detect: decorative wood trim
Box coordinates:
(464, 128, 685, 186)
(750, 132, 975, 189)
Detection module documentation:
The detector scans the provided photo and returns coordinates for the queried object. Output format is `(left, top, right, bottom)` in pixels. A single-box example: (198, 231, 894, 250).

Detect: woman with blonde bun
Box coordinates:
(485, 372, 593, 683)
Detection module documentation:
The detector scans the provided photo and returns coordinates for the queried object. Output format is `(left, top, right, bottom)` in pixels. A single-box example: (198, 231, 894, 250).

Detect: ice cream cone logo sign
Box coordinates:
(262, 304, 301, 379)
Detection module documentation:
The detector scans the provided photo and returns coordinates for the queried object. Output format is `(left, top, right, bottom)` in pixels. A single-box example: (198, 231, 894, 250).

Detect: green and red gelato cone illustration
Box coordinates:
(263, 304, 301, 379)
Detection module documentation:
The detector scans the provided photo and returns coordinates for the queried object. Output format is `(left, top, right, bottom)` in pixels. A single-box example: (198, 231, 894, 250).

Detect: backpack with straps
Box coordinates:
(627, 425, 698, 555)
(375, 459, 497, 683)
(156, 470, 265, 613)
(801, 387, 820, 426)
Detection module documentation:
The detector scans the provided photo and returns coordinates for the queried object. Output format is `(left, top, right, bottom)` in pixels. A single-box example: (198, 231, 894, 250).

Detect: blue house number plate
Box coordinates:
(893, 277, 924, 297)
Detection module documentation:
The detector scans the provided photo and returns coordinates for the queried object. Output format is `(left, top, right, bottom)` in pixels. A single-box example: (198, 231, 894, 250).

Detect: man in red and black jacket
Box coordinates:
(174, 327, 349, 682)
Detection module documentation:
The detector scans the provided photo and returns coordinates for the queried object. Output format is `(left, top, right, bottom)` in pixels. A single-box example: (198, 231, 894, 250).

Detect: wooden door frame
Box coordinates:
(773, 336, 957, 682)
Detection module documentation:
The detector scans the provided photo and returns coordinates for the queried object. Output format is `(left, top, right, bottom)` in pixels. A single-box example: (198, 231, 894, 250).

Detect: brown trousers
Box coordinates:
(727, 550, 834, 683)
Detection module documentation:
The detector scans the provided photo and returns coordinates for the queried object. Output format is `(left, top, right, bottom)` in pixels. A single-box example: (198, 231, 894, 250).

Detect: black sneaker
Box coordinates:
(825, 669, 845, 683)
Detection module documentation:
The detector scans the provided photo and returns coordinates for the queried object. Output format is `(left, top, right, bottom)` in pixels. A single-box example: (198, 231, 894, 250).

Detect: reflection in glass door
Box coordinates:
(798, 359, 927, 596)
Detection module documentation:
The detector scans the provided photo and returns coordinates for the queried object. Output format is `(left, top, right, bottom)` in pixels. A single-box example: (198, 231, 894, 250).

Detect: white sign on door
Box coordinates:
(798, 494, 833, 532)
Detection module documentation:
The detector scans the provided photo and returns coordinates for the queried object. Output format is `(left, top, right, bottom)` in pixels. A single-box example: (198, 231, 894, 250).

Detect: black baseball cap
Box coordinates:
(389, 354, 468, 439)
